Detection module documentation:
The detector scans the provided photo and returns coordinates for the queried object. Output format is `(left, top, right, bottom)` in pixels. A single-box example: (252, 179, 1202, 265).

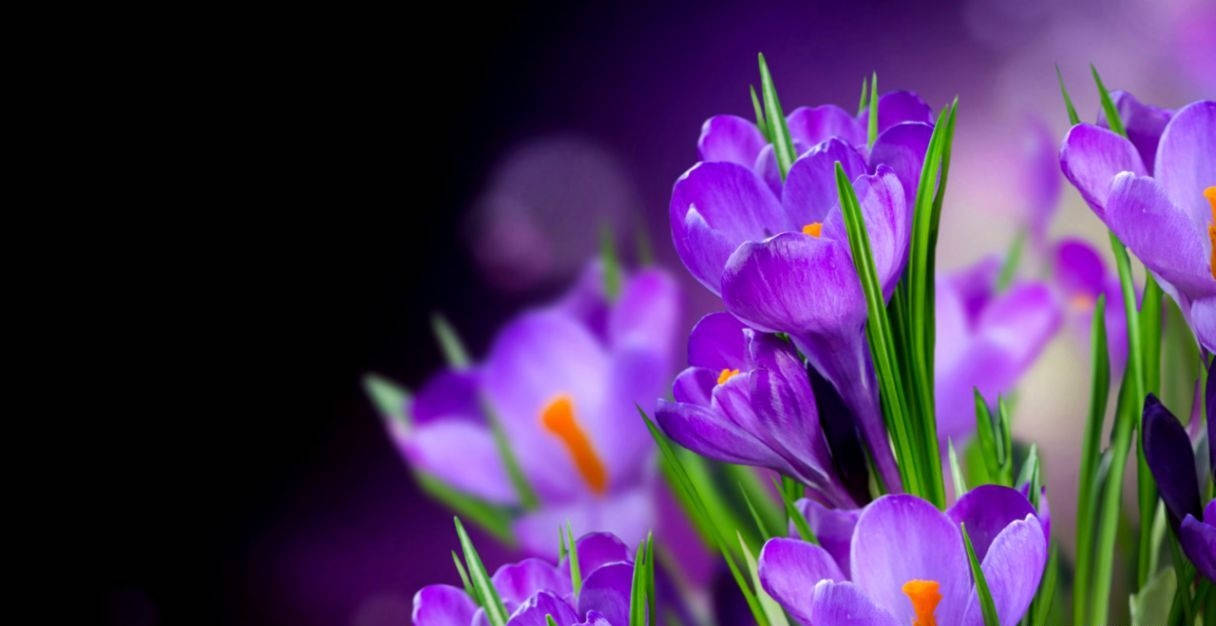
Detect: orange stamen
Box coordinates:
(717, 368, 740, 385)
(1206, 186, 1216, 280)
(802, 222, 823, 237)
(902, 579, 941, 626)
(1069, 293, 1094, 312)
(540, 394, 607, 495)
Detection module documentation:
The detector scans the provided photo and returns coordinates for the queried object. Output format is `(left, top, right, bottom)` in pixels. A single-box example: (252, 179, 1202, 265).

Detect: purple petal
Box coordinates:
(578, 562, 634, 626)
(1054, 238, 1108, 298)
(413, 584, 476, 626)
(492, 558, 571, 606)
(671, 367, 717, 406)
(949, 256, 1000, 324)
(563, 532, 631, 577)
(687, 311, 749, 371)
(1143, 395, 1203, 523)
(1153, 100, 1215, 229)
(961, 515, 1047, 626)
(947, 485, 1039, 561)
(758, 537, 845, 623)
(1059, 123, 1146, 217)
(400, 420, 516, 504)
(506, 591, 580, 626)
(1020, 117, 1062, 237)
(858, 91, 934, 135)
(698, 115, 766, 166)
(554, 261, 610, 340)
(787, 104, 865, 148)
(1193, 297, 1216, 355)
(609, 268, 680, 358)
(1100, 91, 1173, 174)
(808, 580, 901, 626)
(795, 499, 861, 578)
(722, 232, 866, 337)
(868, 122, 933, 204)
(1018, 484, 1052, 540)
(851, 495, 971, 625)
(972, 282, 1062, 378)
(576, 611, 611, 626)
(1180, 513, 1216, 581)
(513, 487, 654, 558)
(597, 345, 668, 484)
(822, 166, 911, 292)
(655, 398, 797, 474)
(670, 162, 788, 294)
(413, 369, 483, 424)
(1106, 172, 1215, 299)
(782, 138, 868, 226)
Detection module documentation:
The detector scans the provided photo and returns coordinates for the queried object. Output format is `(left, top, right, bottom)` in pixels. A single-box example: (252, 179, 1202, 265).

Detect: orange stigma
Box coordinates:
(717, 368, 740, 385)
(540, 394, 607, 495)
(901, 580, 941, 626)
(1068, 292, 1094, 312)
(1206, 186, 1216, 280)
(802, 222, 823, 237)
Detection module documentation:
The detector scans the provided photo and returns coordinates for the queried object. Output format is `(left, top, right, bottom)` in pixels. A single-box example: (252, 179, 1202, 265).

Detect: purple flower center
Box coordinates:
(540, 394, 608, 495)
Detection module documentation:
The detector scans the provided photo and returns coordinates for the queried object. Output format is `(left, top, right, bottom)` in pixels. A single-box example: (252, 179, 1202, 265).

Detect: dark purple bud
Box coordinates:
(1142, 394, 1202, 526)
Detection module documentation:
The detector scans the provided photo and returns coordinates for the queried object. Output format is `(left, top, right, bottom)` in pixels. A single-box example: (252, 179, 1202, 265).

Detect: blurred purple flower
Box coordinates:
(935, 258, 1062, 443)
(655, 312, 858, 507)
(1059, 98, 1216, 352)
(413, 532, 636, 625)
(1018, 116, 1062, 245)
(757, 489, 1047, 626)
(1051, 238, 1129, 372)
(388, 262, 681, 555)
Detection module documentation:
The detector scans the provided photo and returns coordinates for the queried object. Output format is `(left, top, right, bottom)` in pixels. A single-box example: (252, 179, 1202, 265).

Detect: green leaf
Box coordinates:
(599, 225, 622, 301)
(452, 550, 474, 598)
(750, 84, 771, 142)
(1030, 543, 1059, 626)
(629, 541, 648, 626)
(962, 523, 1000, 626)
(973, 389, 1000, 483)
(996, 228, 1026, 292)
(1055, 64, 1080, 125)
(729, 464, 783, 538)
(757, 53, 796, 178)
(1073, 297, 1110, 625)
(454, 517, 510, 626)
(567, 523, 583, 596)
(857, 75, 868, 116)
(1091, 64, 1127, 138)
(431, 312, 471, 368)
(640, 408, 770, 626)
(1130, 566, 1176, 626)
(1089, 373, 1138, 626)
(546, 616, 559, 626)
(483, 400, 540, 510)
(773, 477, 817, 544)
(996, 396, 1014, 485)
(867, 72, 878, 149)
(362, 373, 411, 428)
(645, 533, 657, 625)
(739, 482, 775, 540)
(947, 439, 968, 496)
(416, 472, 515, 545)
(1015, 444, 1041, 509)
(738, 531, 791, 626)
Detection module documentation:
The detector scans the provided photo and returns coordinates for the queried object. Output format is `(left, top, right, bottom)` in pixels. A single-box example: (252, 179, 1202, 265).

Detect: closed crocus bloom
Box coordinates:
(387, 262, 681, 555)
(1019, 117, 1062, 246)
(934, 258, 1062, 444)
(655, 312, 856, 507)
(414, 532, 638, 625)
(1059, 99, 1216, 351)
(1052, 238, 1129, 372)
(757, 487, 1047, 626)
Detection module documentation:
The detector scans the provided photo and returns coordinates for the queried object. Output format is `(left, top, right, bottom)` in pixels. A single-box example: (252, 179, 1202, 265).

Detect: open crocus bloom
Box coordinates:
(387, 262, 680, 555)
(934, 258, 1061, 444)
(413, 532, 637, 625)
(655, 312, 857, 507)
(758, 488, 1048, 626)
(1142, 374, 1216, 580)
(1059, 99, 1216, 351)
(1052, 238, 1129, 372)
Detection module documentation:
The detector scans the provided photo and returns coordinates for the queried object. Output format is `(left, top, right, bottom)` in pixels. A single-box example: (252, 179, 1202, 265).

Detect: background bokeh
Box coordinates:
(104, 1, 1214, 624)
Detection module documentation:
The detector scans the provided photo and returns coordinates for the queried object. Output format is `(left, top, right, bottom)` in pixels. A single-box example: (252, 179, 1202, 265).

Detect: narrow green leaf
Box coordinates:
(1091, 64, 1127, 137)
(362, 373, 411, 428)
(567, 523, 583, 596)
(454, 517, 509, 626)
(1089, 374, 1138, 625)
(962, 523, 1000, 626)
(559, 527, 568, 560)
(739, 482, 775, 540)
(974, 389, 1000, 482)
(947, 439, 967, 496)
(728, 464, 783, 538)
(640, 408, 770, 626)
(757, 53, 796, 178)
(431, 313, 471, 368)
(738, 531, 791, 626)
(857, 75, 868, 116)
(773, 477, 817, 544)
(867, 72, 878, 149)
(546, 616, 559, 626)
(1130, 567, 1176, 626)
(750, 85, 771, 142)
(1055, 64, 1080, 126)
(452, 550, 474, 598)
(996, 396, 1014, 485)
(483, 400, 540, 510)
(1136, 276, 1164, 587)
(645, 533, 657, 625)
(599, 225, 622, 301)
(629, 541, 647, 626)
(996, 228, 1026, 291)
(1030, 543, 1059, 626)
(1074, 295, 1110, 624)
(416, 473, 515, 545)
(1015, 444, 1041, 510)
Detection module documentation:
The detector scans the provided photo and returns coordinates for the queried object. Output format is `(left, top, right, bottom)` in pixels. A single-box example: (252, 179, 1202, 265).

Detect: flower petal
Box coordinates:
(514, 488, 654, 558)
(809, 580, 901, 626)
(947, 485, 1039, 562)
(858, 91, 934, 135)
(492, 558, 571, 606)
(822, 166, 911, 292)
(413, 369, 483, 424)
(1143, 395, 1203, 523)
(1106, 172, 1215, 299)
(851, 494, 971, 625)
(1180, 513, 1216, 581)
(782, 138, 869, 226)
(758, 537, 845, 623)
(655, 398, 797, 473)
(1059, 123, 1146, 217)
(795, 499, 861, 578)
(868, 121, 934, 204)
(578, 562, 635, 626)
(698, 114, 767, 166)
(787, 104, 865, 148)
(671, 366, 717, 406)
(400, 420, 516, 504)
(670, 162, 788, 293)
(413, 585, 476, 626)
(609, 268, 680, 358)
(1153, 100, 1215, 229)
(961, 514, 1047, 626)
(506, 591, 581, 626)
(687, 311, 749, 371)
(1100, 90, 1173, 174)
(1196, 296, 1216, 359)
(563, 532, 631, 577)
(1054, 238, 1108, 298)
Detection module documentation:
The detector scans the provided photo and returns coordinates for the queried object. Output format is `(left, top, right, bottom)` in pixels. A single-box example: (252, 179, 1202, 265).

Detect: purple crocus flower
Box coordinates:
(1059, 98, 1216, 352)
(758, 487, 1047, 626)
(387, 262, 681, 555)
(1019, 116, 1062, 246)
(1052, 238, 1129, 372)
(1142, 376, 1215, 580)
(934, 258, 1062, 443)
(655, 312, 857, 507)
(413, 532, 638, 625)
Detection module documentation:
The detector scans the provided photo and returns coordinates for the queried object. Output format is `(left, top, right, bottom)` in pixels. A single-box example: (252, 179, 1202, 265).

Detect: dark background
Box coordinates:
(89, 1, 1213, 624)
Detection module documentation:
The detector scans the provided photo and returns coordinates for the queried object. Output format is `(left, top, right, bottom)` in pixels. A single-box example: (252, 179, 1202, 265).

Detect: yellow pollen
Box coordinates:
(540, 394, 608, 495)
(901, 580, 941, 626)
(717, 368, 740, 385)
(1206, 186, 1216, 281)
(802, 222, 823, 237)
(1069, 292, 1094, 311)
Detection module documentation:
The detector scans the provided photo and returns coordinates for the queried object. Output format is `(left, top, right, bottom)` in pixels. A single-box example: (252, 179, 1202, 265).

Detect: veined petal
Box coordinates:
(858, 90, 934, 135)
(687, 311, 749, 371)
(947, 485, 1040, 561)
(795, 499, 861, 578)
(758, 537, 845, 624)
(1180, 512, 1216, 581)
(506, 591, 581, 626)
(413, 584, 477, 626)
(492, 558, 571, 606)
(578, 562, 634, 626)
(1153, 100, 1215, 229)
(787, 104, 865, 148)
(698, 114, 767, 166)
(671, 366, 718, 406)
(808, 580, 901, 626)
(961, 515, 1047, 626)
(670, 162, 788, 293)
(1102, 90, 1173, 174)
(782, 138, 868, 226)
(655, 399, 797, 474)
(1059, 123, 1146, 216)
(868, 121, 934, 204)
(1106, 172, 1215, 299)
(822, 166, 910, 292)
